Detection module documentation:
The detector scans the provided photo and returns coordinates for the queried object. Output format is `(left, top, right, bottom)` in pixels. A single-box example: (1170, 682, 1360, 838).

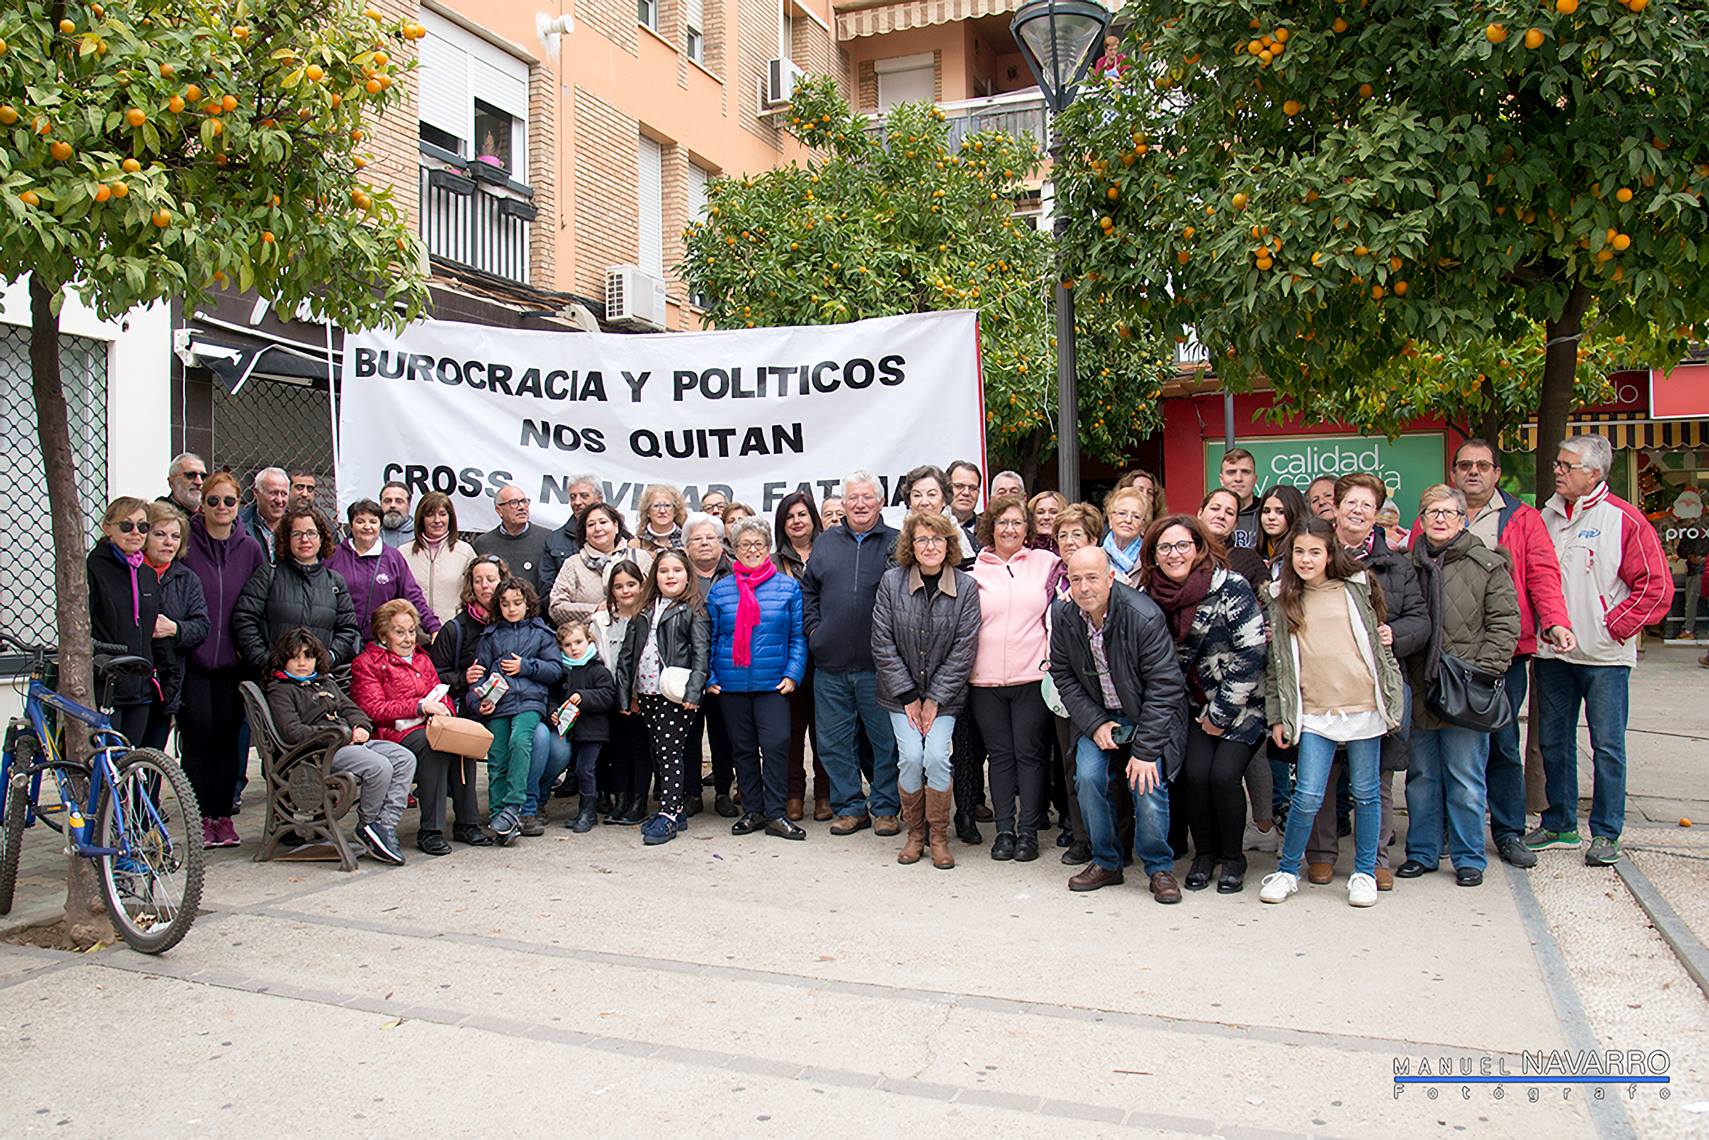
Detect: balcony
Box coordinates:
(418, 141, 537, 286)
(863, 87, 1048, 154)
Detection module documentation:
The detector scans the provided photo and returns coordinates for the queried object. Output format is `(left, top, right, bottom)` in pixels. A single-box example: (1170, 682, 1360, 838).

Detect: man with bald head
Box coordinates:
(1049, 547, 1189, 902)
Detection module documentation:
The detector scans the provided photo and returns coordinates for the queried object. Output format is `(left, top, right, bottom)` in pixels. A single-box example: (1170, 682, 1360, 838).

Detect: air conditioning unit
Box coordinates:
(764, 57, 805, 108)
(605, 265, 668, 331)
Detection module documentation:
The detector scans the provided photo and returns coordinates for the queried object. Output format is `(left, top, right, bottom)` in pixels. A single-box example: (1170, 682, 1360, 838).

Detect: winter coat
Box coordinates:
(401, 538, 477, 628)
(428, 607, 491, 706)
(237, 503, 280, 565)
(264, 672, 370, 747)
(1357, 530, 1432, 662)
(616, 599, 712, 709)
(1262, 573, 1405, 748)
(1409, 493, 1571, 657)
(153, 560, 210, 714)
(182, 515, 265, 672)
(706, 571, 807, 692)
(1224, 545, 1269, 590)
(543, 517, 583, 572)
(381, 517, 414, 549)
(548, 655, 618, 744)
(800, 521, 898, 672)
(1168, 568, 1269, 745)
(969, 545, 1060, 686)
(1537, 482, 1675, 667)
(86, 541, 160, 706)
(231, 559, 361, 671)
(350, 642, 446, 743)
(1408, 530, 1521, 730)
(473, 522, 560, 600)
(1048, 585, 1190, 779)
(326, 539, 440, 643)
(870, 565, 982, 714)
(472, 616, 564, 718)
(773, 541, 812, 579)
(548, 545, 654, 626)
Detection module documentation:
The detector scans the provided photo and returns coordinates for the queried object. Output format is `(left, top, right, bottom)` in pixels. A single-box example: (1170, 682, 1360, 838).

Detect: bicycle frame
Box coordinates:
(3, 678, 147, 859)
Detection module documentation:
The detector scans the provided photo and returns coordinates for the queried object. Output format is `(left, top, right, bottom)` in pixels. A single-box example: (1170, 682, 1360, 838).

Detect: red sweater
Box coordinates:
(350, 642, 442, 742)
(1409, 499, 1570, 656)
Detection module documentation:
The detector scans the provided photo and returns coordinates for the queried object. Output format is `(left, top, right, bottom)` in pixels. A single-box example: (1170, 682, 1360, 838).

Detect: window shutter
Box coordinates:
(685, 0, 703, 35)
(418, 32, 470, 145)
(686, 162, 709, 223)
(638, 136, 664, 278)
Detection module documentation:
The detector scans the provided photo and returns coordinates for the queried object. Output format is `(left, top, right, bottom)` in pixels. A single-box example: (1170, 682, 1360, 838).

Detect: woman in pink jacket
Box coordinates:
(969, 495, 1061, 862)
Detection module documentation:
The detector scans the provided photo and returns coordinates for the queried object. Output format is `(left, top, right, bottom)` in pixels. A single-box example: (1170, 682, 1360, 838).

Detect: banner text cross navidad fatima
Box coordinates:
(337, 310, 987, 532)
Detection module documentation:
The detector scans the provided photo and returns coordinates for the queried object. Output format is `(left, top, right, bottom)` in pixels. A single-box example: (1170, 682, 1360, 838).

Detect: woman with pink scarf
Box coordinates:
(703, 516, 808, 840)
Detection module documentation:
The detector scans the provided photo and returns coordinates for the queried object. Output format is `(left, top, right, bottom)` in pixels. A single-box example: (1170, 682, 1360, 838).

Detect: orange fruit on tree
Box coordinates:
(49, 140, 72, 161)
(1358, 83, 1374, 98)
(121, 158, 140, 173)
(1232, 191, 1249, 209)
(1524, 28, 1545, 49)
(1393, 280, 1408, 295)
(261, 231, 275, 244)
(1283, 99, 1301, 116)
(59, 19, 76, 34)
(1389, 255, 1403, 271)
(329, 93, 343, 108)
(208, 118, 223, 136)
(1486, 24, 1508, 44)
(1332, 17, 1348, 33)
(152, 209, 171, 227)
(365, 79, 382, 94)
(185, 84, 201, 103)
(1177, 249, 1191, 264)
(20, 189, 39, 207)
(222, 94, 238, 112)
(1183, 225, 1196, 239)
(1371, 285, 1385, 299)
(125, 107, 146, 127)
(0, 105, 16, 125)
(168, 95, 185, 113)
(1106, 186, 1119, 199)
(1354, 244, 1369, 256)
(158, 63, 176, 78)
(1616, 186, 1633, 202)
(1274, 27, 1289, 43)
(111, 180, 128, 197)
(1556, 0, 1578, 14)
(373, 51, 390, 66)
(306, 64, 325, 82)
(94, 183, 111, 202)
(1612, 233, 1631, 251)
(350, 128, 364, 141)
(233, 25, 249, 41)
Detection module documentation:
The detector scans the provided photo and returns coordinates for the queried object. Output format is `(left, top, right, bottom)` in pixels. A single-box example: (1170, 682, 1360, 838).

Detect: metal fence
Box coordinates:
(0, 323, 109, 651)
(211, 374, 339, 522)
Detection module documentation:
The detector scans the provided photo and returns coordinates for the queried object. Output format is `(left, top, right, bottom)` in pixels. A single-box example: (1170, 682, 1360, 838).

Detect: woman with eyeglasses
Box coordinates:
(635, 483, 688, 554)
(425, 555, 511, 846)
(1102, 486, 1150, 586)
(967, 494, 1061, 862)
(87, 496, 165, 746)
(232, 504, 361, 672)
(1139, 514, 1269, 894)
(703, 517, 808, 840)
(179, 471, 267, 847)
(1399, 485, 1520, 888)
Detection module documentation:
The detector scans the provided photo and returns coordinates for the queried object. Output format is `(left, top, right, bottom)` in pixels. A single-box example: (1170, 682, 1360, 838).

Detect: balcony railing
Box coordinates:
(418, 142, 536, 285)
(864, 88, 1049, 154)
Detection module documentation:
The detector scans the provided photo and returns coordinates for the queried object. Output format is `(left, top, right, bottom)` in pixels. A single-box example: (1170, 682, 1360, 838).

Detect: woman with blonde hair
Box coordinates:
(635, 484, 688, 553)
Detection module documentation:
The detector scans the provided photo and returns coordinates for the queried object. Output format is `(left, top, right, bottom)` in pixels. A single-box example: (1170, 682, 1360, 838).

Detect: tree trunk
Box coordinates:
(1477, 374, 1502, 446)
(1019, 427, 1045, 492)
(1533, 284, 1594, 505)
(28, 275, 114, 943)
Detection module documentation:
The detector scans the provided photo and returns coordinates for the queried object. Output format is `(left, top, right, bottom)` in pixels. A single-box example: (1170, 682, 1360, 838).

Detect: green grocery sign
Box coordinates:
(1204, 433, 1446, 524)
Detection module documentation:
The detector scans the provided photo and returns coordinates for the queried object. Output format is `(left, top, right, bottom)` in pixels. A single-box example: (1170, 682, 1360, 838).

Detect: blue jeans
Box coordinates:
(1485, 656, 1530, 844)
(1280, 732, 1381, 877)
(814, 669, 899, 817)
(1406, 725, 1490, 871)
(524, 725, 601, 815)
(889, 711, 956, 793)
(1535, 658, 1630, 838)
(1074, 731, 1174, 875)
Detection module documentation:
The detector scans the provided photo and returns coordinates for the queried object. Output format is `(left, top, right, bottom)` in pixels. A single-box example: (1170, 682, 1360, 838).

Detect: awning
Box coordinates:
(836, 0, 1022, 39)
(1506, 417, 1709, 452)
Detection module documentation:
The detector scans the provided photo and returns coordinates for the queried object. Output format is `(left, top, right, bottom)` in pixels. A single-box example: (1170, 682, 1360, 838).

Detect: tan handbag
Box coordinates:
(426, 714, 494, 758)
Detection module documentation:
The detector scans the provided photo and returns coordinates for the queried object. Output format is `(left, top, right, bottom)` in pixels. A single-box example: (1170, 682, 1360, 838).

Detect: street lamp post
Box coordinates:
(1011, 0, 1111, 504)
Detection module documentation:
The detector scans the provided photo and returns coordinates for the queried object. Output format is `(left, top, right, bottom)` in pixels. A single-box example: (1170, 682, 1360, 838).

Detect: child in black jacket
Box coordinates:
(525, 619, 617, 833)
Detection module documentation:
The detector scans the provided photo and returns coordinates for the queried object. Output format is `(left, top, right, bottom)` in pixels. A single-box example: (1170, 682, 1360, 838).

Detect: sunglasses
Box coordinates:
(112, 520, 148, 534)
(205, 495, 239, 508)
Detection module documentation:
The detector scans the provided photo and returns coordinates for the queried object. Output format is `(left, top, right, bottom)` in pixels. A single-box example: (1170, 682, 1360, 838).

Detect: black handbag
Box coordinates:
(1426, 652, 1512, 732)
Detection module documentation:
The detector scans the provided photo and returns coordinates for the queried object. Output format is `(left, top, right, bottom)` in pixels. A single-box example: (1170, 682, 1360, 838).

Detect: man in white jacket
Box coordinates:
(1529, 434, 1674, 866)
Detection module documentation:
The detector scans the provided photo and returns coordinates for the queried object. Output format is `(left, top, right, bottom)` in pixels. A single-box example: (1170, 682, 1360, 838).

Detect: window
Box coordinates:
(638, 0, 657, 31)
(685, 0, 704, 62)
(638, 136, 664, 279)
(876, 53, 935, 112)
(779, 0, 793, 60)
(417, 11, 530, 181)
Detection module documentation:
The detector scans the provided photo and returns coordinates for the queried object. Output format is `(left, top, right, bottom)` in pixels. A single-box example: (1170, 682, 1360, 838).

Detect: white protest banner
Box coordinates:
(337, 310, 986, 531)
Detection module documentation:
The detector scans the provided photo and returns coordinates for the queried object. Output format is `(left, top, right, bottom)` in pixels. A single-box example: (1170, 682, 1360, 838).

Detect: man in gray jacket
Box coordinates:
(1050, 547, 1189, 902)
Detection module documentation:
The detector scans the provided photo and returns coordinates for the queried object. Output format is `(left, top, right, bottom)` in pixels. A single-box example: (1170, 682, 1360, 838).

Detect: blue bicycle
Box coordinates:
(0, 631, 204, 953)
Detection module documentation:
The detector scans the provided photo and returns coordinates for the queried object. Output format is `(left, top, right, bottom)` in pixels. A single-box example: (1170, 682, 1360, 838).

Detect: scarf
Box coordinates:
(466, 602, 492, 625)
(1146, 564, 1213, 643)
(274, 668, 318, 682)
(581, 545, 615, 573)
(730, 558, 776, 666)
(561, 646, 597, 668)
(114, 542, 146, 625)
(1102, 532, 1143, 578)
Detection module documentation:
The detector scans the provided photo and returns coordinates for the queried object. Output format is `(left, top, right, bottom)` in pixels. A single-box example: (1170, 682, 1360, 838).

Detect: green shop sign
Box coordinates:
(1204, 433, 1446, 524)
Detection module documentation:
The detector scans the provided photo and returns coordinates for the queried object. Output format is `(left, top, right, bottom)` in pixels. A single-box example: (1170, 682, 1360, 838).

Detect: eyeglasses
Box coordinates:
(1109, 510, 1144, 522)
(1552, 460, 1592, 473)
(1422, 507, 1464, 521)
(205, 495, 239, 508)
(913, 535, 947, 547)
(289, 529, 321, 541)
(1454, 460, 1496, 473)
(1155, 540, 1196, 556)
(995, 518, 1027, 529)
(182, 470, 207, 481)
(112, 519, 147, 534)
(498, 497, 530, 508)
(735, 540, 770, 553)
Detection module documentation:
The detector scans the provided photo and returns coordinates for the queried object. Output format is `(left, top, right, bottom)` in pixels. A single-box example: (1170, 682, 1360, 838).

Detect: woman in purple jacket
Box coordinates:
(179, 471, 266, 848)
(327, 499, 440, 645)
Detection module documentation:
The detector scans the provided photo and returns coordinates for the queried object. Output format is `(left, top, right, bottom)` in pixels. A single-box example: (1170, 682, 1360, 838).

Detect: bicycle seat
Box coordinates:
(93, 654, 153, 679)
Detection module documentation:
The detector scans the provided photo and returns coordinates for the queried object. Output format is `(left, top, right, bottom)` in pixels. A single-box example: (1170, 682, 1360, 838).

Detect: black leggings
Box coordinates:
(638, 695, 697, 815)
(607, 712, 652, 797)
(950, 709, 986, 817)
(1180, 723, 1258, 861)
(177, 668, 245, 819)
(970, 683, 1052, 833)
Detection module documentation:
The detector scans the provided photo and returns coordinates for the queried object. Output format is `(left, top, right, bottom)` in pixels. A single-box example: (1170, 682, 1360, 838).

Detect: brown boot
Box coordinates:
(813, 792, 833, 821)
(924, 788, 955, 870)
(897, 789, 926, 865)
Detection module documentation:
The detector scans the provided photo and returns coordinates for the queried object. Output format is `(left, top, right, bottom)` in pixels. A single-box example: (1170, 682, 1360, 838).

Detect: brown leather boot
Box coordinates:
(924, 788, 955, 870)
(897, 789, 925, 865)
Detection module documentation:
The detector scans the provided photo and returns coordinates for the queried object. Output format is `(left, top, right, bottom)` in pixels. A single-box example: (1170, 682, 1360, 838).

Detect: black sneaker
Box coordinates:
(359, 820, 406, 866)
(1061, 840, 1093, 866)
(1496, 836, 1537, 868)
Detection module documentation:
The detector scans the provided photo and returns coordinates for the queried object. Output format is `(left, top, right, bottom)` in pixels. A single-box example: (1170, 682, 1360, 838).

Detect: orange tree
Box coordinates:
(0, 0, 427, 930)
(1055, 0, 1709, 500)
(681, 77, 1173, 485)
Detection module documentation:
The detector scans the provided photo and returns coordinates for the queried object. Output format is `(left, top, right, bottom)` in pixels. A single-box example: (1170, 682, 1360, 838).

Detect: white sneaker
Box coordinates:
(1243, 820, 1280, 853)
(1259, 871, 1298, 903)
(1348, 872, 1378, 907)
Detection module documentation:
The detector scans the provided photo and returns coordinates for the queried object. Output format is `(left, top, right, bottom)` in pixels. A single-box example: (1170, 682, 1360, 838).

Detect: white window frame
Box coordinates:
(638, 0, 658, 32)
(685, 0, 704, 62)
(418, 11, 530, 183)
(875, 52, 936, 112)
(638, 136, 664, 279)
(779, 0, 793, 63)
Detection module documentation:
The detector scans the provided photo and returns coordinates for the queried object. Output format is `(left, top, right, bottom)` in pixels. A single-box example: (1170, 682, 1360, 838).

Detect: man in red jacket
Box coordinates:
(1421, 441, 1577, 868)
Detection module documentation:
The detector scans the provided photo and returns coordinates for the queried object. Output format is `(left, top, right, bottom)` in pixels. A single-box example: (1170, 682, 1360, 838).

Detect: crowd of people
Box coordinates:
(81, 434, 1670, 901)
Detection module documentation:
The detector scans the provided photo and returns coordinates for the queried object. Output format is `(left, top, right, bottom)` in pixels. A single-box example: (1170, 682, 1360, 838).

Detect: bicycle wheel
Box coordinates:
(0, 770, 26, 916)
(95, 748, 204, 954)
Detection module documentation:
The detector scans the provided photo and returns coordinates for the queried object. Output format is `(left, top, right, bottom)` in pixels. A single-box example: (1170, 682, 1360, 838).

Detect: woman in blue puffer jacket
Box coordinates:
(704, 517, 808, 840)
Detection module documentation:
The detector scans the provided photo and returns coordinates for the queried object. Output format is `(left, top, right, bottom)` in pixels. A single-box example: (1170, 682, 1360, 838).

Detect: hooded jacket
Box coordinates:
(182, 515, 265, 672)
(472, 616, 564, 718)
(870, 564, 982, 714)
(86, 541, 161, 706)
(264, 671, 370, 747)
(326, 538, 440, 643)
(231, 559, 361, 671)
